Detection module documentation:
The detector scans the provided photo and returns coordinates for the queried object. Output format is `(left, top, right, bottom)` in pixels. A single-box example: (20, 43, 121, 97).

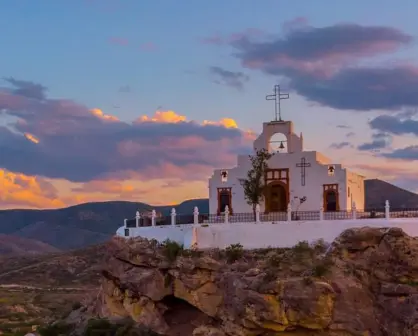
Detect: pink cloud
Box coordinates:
(0, 80, 253, 183)
(108, 37, 129, 46)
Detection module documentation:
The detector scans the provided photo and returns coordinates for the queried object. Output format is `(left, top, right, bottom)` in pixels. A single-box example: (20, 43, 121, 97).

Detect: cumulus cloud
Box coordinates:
(0, 78, 253, 184)
(2, 77, 47, 100)
(357, 132, 392, 152)
(0, 169, 64, 208)
(365, 114, 418, 160)
(209, 66, 250, 90)
(382, 146, 418, 160)
(369, 114, 418, 136)
(221, 23, 418, 111)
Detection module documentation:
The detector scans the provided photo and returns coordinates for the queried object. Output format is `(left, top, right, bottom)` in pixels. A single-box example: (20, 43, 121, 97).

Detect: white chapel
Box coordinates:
(208, 86, 365, 215)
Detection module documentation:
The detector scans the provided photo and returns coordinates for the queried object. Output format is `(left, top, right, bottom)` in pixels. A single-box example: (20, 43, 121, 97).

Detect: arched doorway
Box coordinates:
(324, 190, 338, 211)
(217, 188, 232, 215)
(265, 182, 288, 212)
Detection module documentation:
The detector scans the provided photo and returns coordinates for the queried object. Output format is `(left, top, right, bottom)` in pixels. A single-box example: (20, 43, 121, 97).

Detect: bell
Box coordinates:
(279, 141, 285, 149)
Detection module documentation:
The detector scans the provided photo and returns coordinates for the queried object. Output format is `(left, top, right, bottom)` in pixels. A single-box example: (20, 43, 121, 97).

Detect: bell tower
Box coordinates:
(253, 85, 303, 153)
(253, 120, 303, 153)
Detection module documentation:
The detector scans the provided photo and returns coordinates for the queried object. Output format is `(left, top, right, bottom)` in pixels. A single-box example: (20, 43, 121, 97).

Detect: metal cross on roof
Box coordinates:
(265, 85, 289, 121)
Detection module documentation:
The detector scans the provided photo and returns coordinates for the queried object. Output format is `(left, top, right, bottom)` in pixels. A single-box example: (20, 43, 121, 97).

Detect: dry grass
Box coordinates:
(0, 287, 89, 336)
(0, 244, 105, 287)
(0, 243, 106, 335)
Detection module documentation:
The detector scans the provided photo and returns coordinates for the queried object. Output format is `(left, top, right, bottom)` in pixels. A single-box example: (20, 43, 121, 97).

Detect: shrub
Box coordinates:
(149, 239, 159, 249)
(312, 258, 333, 277)
(161, 239, 184, 262)
(292, 241, 312, 254)
(266, 253, 282, 268)
(312, 238, 328, 253)
(225, 243, 244, 263)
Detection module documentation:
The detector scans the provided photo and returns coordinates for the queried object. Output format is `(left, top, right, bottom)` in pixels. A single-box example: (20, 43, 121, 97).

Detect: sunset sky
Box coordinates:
(1, 0, 418, 210)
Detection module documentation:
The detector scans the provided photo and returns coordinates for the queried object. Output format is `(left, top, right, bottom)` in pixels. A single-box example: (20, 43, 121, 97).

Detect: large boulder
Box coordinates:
(90, 228, 418, 335)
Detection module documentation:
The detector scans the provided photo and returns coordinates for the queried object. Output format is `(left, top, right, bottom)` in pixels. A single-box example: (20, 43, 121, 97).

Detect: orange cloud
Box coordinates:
(0, 169, 64, 209)
(63, 178, 207, 208)
(72, 180, 136, 194)
(203, 118, 238, 129)
(136, 110, 187, 124)
(352, 162, 416, 180)
(1, 82, 257, 209)
(135, 110, 256, 136)
(90, 108, 119, 122)
(24, 133, 39, 144)
(0, 167, 208, 209)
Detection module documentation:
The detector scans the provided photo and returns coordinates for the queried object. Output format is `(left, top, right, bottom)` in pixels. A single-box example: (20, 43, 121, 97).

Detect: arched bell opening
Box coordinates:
(268, 133, 288, 154)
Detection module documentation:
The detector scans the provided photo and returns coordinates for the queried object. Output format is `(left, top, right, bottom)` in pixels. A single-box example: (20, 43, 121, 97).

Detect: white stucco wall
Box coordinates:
(346, 171, 365, 210)
(116, 225, 195, 246)
(116, 218, 418, 249)
(209, 151, 352, 214)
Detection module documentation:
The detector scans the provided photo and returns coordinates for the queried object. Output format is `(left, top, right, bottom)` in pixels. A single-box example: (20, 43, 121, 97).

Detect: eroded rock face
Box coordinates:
(95, 227, 418, 335)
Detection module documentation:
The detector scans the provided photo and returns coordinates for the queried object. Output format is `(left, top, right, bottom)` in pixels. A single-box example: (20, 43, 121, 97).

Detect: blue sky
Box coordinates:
(1, 0, 418, 208)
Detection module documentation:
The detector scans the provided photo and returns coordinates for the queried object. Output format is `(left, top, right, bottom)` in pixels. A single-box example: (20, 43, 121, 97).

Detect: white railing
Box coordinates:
(123, 200, 418, 230)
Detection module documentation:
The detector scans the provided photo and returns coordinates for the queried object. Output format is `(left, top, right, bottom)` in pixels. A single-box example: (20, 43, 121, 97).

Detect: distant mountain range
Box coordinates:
(0, 199, 208, 253)
(0, 179, 417, 254)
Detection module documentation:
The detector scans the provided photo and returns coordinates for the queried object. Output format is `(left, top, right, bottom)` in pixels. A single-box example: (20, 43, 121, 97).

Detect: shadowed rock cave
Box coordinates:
(159, 295, 214, 336)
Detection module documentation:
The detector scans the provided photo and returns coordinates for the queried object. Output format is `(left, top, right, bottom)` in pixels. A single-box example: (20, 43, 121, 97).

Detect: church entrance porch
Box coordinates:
(265, 182, 288, 212)
(323, 184, 340, 211)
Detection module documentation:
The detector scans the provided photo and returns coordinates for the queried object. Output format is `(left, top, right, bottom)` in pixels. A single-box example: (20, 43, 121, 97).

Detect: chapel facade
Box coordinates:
(208, 97, 365, 215)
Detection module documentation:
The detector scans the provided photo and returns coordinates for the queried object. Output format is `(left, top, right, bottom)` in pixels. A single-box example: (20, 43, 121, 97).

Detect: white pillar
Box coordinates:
(319, 204, 324, 221)
(191, 227, 198, 248)
(124, 219, 127, 227)
(255, 204, 260, 224)
(287, 203, 292, 222)
(352, 201, 357, 220)
(224, 205, 229, 224)
(135, 211, 140, 227)
(151, 210, 156, 226)
(171, 208, 176, 226)
(193, 206, 199, 224)
(385, 200, 390, 220)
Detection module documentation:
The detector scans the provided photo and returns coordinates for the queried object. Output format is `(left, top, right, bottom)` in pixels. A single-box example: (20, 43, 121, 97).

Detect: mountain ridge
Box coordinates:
(0, 179, 417, 254)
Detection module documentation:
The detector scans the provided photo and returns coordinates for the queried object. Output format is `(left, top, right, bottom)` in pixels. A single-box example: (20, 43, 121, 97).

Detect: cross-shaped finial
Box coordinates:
(265, 85, 289, 121)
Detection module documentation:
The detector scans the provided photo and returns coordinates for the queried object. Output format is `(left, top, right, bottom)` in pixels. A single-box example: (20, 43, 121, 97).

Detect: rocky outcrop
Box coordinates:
(94, 228, 418, 335)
